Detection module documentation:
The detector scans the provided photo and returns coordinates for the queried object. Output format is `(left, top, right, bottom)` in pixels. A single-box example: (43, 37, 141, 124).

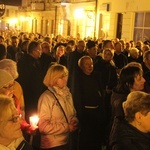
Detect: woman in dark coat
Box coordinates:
(108, 63, 146, 149)
(109, 91, 150, 150)
(111, 63, 145, 120)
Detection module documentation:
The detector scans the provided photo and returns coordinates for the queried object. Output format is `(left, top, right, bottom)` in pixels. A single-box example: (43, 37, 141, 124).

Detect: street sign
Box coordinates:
(0, 4, 5, 17)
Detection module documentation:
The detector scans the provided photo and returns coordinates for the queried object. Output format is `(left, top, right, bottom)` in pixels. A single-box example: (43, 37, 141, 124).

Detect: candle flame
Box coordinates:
(29, 115, 39, 127)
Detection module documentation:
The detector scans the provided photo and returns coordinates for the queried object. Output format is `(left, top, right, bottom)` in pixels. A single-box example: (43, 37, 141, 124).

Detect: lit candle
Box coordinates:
(29, 115, 39, 128)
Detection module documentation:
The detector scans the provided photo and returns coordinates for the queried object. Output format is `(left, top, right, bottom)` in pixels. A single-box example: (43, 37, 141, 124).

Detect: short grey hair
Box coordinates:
(123, 91, 150, 122)
(129, 48, 139, 55)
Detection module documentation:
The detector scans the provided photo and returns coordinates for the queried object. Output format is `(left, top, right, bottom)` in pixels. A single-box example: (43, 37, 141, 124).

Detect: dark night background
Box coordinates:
(0, 0, 22, 6)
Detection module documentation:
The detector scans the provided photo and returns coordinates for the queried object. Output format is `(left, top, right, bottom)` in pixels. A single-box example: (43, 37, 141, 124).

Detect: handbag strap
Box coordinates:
(48, 89, 69, 124)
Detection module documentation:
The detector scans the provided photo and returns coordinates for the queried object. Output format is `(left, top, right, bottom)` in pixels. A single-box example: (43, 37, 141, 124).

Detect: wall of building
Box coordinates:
(98, 0, 150, 41)
(99, 0, 150, 12)
(1, 0, 150, 41)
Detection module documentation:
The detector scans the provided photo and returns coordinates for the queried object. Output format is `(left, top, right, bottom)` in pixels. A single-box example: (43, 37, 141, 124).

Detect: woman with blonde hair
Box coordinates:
(0, 94, 32, 149)
(38, 64, 78, 150)
(0, 68, 36, 147)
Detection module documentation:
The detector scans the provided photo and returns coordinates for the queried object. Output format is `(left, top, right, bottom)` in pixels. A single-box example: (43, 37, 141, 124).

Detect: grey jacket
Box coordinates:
(38, 86, 78, 149)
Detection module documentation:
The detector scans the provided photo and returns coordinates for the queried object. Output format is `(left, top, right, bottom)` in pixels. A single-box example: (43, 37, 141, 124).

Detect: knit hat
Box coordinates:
(86, 40, 96, 49)
(0, 69, 14, 89)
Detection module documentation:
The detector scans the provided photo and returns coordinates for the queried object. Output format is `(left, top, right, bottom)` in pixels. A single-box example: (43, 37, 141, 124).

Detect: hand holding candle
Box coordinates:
(29, 115, 39, 128)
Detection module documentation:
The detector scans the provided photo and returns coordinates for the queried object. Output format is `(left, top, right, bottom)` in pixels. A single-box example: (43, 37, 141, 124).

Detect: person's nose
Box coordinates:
(142, 77, 146, 83)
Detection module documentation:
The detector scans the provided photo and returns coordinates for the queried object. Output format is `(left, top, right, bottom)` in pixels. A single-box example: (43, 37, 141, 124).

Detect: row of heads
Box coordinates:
(0, 63, 149, 125)
(0, 57, 146, 88)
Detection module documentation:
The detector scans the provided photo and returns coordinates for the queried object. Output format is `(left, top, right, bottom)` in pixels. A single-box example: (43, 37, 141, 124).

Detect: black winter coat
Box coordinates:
(17, 54, 45, 121)
(111, 90, 128, 119)
(109, 117, 150, 150)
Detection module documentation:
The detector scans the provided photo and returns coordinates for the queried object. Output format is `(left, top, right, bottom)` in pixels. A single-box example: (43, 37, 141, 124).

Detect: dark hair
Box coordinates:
(27, 41, 40, 54)
(21, 40, 29, 48)
(0, 36, 4, 40)
(68, 40, 76, 46)
(102, 40, 111, 49)
(86, 40, 96, 49)
(44, 36, 50, 41)
(116, 66, 143, 93)
(144, 40, 150, 46)
(0, 44, 6, 60)
(11, 36, 18, 40)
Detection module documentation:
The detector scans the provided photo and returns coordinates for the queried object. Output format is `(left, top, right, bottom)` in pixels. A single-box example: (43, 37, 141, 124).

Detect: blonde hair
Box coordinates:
(56, 45, 65, 55)
(43, 64, 68, 87)
(0, 94, 16, 122)
(103, 48, 114, 57)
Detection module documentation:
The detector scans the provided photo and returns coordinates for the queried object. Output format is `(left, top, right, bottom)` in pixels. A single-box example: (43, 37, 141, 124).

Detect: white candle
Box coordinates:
(29, 115, 39, 127)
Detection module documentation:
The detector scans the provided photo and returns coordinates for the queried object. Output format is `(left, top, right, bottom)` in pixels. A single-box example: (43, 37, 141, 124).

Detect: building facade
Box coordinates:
(0, 0, 150, 41)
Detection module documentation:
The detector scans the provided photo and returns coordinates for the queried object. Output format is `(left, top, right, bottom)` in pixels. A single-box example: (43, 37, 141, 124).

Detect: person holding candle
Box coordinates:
(38, 64, 78, 150)
(0, 94, 32, 149)
(0, 69, 37, 147)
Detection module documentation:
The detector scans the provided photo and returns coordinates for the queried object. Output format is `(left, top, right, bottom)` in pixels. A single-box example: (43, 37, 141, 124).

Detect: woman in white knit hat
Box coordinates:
(0, 69, 14, 97)
(0, 68, 37, 144)
(0, 59, 25, 116)
(0, 69, 23, 116)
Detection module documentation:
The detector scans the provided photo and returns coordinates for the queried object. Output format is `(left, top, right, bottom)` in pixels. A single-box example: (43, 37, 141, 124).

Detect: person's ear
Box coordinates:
(135, 112, 142, 125)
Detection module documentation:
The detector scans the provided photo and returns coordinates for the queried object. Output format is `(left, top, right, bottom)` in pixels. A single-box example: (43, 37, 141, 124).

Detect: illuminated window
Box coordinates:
(133, 12, 150, 42)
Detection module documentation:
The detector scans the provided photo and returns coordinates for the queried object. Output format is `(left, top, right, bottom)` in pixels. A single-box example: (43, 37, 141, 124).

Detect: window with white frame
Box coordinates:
(133, 12, 150, 42)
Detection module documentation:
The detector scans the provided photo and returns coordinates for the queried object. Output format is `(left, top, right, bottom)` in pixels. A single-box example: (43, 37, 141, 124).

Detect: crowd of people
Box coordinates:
(0, 31, 150, 150)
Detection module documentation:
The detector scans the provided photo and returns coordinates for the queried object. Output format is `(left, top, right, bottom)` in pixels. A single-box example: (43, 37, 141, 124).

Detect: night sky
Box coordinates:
(0, 0, 22, 6)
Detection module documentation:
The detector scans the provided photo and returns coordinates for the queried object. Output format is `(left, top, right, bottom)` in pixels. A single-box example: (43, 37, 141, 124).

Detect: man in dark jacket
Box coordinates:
(17, 41, 45, 122)
(7, 36, 20, 61)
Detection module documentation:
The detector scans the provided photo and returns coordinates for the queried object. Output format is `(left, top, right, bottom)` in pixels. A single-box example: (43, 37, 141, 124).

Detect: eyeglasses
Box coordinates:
(9, 115, 21, 122)
(2, 82, 14, 90)
(0, 115, 21, 123)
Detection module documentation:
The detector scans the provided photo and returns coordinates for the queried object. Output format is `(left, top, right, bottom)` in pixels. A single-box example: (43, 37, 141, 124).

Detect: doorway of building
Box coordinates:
(116, 13, 123, 39)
